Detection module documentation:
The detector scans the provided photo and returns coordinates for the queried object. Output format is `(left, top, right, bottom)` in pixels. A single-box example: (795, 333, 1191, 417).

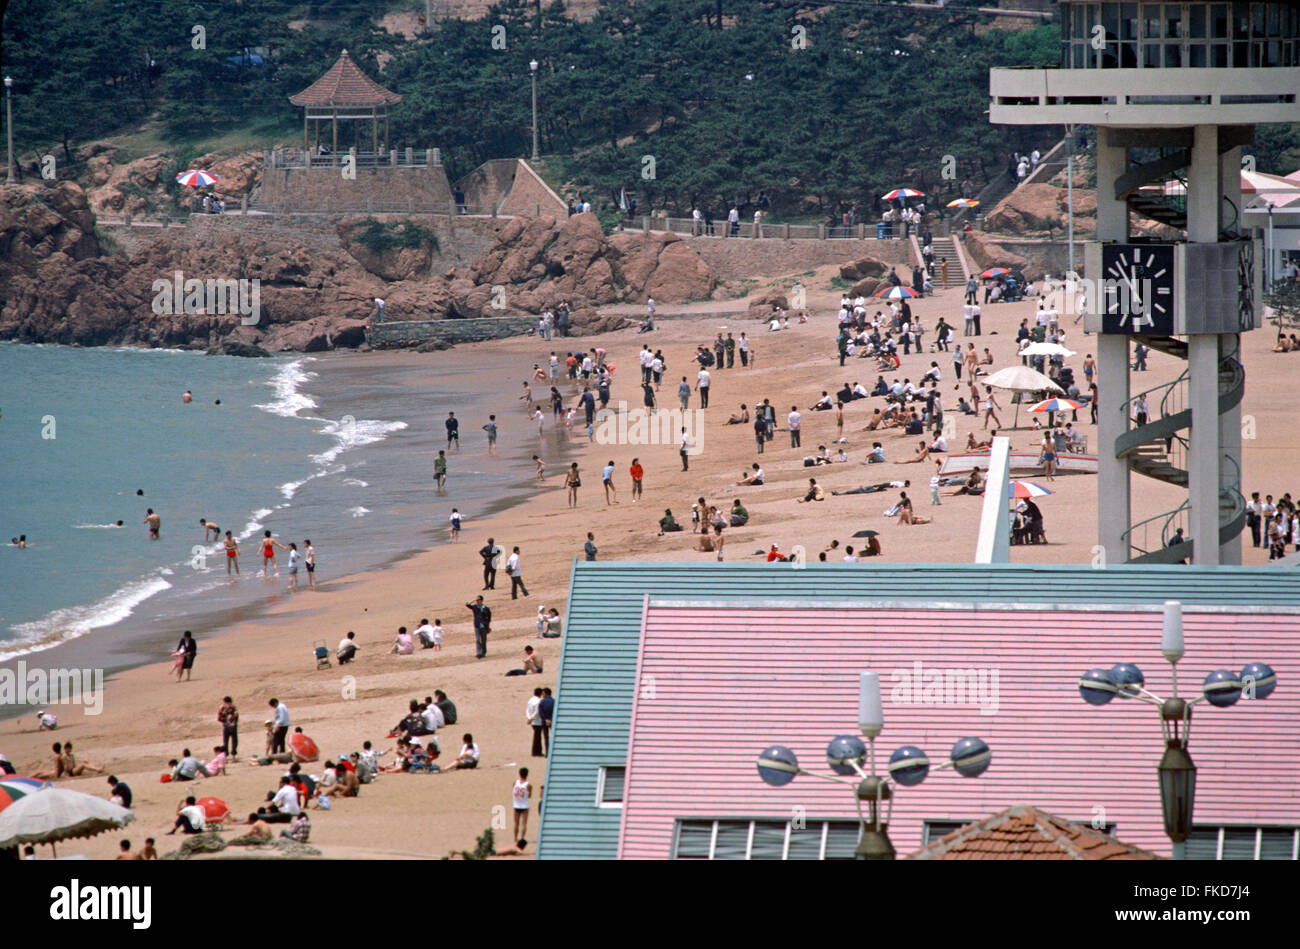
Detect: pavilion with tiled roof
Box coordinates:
(908, 804, 1160, 861)
(288, 49, 402, 157)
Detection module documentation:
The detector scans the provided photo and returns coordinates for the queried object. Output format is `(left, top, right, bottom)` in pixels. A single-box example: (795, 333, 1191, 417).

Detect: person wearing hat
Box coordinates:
(766, 545, 783, 562)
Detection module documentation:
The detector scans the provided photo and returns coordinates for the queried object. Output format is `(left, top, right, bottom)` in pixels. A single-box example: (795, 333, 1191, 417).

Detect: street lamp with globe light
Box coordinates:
(529, 60, 539, 163)
(1077, 600, 1278, 858)
(756, 671, 991, 860)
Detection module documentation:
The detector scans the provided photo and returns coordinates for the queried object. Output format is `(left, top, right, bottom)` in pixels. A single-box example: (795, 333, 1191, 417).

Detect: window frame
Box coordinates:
(594, 765, 626, 809)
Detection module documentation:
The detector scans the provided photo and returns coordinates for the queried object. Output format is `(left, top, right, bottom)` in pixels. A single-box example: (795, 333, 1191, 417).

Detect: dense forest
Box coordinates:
(3, 0, 1298, 217)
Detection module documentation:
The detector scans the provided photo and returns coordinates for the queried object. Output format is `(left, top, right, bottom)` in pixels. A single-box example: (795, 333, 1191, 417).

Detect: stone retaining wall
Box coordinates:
(370, 316, 536, 347)
(684, 236, 914, 282)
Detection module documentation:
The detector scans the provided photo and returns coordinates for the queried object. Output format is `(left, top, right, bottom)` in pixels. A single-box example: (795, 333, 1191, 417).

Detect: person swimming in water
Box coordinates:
(182, 390, 193, 403)
(258, 530, 288, 577)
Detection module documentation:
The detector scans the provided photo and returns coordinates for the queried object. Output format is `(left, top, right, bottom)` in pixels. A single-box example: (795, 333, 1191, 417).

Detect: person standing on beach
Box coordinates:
(435, 450, 448, 490)
(482, 415, 498, 454)
(680, 428, 692, 471)
(269, 699, 290, 755)
(712, 524, 725, 561)
(175, 630, 197, 682)
(467, 596, 492, 659)
(218, 696, 239, 757)
(630, 458, 643, 501)
(642, 381, 656, 416)
(449, 509, 462, 542)
(533, 455, 546, 483)
(286, 543, 301, 590)
(584, 532, 597, 561)
(982, 387, 1001, 430)
(258, 530, 288, 578)
(565, 463, 581, 507)
(200, 518, 220, 541)
(144, 508, 161, 540)
(304, 539, 316, 589)
(697, 367, 711, 408)
(480, 538, 501, 590)
(506, 546, 530, 599)
(445, 412, 460, 450)
(603, 461, 619, 505)
(788, 406, 802, 449)
(677, 376, 691, 412)
(223, 531, 239, 575)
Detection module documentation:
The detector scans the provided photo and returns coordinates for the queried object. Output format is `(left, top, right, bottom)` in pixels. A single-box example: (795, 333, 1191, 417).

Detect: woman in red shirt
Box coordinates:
(629, 458, 644, 501)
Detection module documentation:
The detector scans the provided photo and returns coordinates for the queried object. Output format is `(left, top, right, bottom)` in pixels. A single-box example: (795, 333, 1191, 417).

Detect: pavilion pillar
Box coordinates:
(303, 109, 309, 154)
(332, 109, 338, 161)
(372, 106, 378, 155)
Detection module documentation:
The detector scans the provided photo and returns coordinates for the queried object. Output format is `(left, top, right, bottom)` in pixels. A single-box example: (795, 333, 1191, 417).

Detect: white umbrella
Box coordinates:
(0, 786, 134, 854)
(982, 365, 1063, 429)
(1020, 342, 1075, 358)
(983, 365, 1063, 394)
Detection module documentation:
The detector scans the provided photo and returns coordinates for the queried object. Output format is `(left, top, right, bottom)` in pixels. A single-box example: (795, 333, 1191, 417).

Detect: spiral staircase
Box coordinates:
(1116, 337, 1247, 564)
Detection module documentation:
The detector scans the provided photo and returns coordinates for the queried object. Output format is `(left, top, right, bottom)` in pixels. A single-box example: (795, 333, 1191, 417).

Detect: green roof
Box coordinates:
(536, 561, 1300, 860)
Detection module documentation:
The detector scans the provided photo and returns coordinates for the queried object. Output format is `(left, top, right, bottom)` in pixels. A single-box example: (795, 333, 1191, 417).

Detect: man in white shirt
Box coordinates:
(639, 346, 653, 383)
(506, 546, 529, 600)
(843, 546, 859, 563)
(963, 302, 976, 336)
(420, 702, 442, 734)
(271, 776, 301, 816)
(788, 408, 802, 448)
(169, 795, 207, 835)
(414, 618, 438, 649)
(269, 698, 290, 755)
(692, 206, 702, 235)
(728, 206, 740, 236)
(697, 368, 711, 408)
(679, 428, 692, 472)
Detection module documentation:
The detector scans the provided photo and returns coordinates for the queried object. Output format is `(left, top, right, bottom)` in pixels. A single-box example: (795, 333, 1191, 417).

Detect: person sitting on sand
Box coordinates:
(810, 392, 834, 411)
(730, 500, 749, 526)
(952, 466, 986, 496)
(168, 796, 206, 835)
(797, 478, 826, 503)
(30, 742, 65, 780)
(243, 814, 275, 841)
(727, 404, 750, 425)
(134, 838, 158, 860)
(899, 440, 930, 464)
(333, 761, 360, 797)
(445, 734, 480, 771)
(659, 509, 683, 533)
(696, 531, 716, 553)
(391, 626, 414, 655)
(206, 746, 228, 776)
(737, 463, 765, 486)
(966, 432, 992, 451)
(61, 742, 105, 777)
(864, 443, 886, 464)
(337, 631, 358, 664)
(896, 491, 932, 525)
(37, 710, 58, 730)
(1273, 334, 1292, 353)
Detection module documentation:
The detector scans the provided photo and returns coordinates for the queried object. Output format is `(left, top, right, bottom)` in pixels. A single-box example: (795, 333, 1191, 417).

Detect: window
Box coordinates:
(671, 819, 863, 860)
(595, 766, 625, 807)
(1186, 825, 1299, 859)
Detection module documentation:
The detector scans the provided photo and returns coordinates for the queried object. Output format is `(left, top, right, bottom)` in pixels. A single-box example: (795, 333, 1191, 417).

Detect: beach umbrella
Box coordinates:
(290, 732, 319, 763)
(851, 529, 880, 538)
(0, 776, 51, 814)
(0, 786, 134, 853)
(980, 267, 1010, 279)
(196, 797, 230, 823)
(175, 169, 220, 187)
(946, 198, 980, 208)
(873, 285, 919, 300)
(983, 366, 1063, 429)
(882, 188, 925, 201)
(1007, 480, 1054, 499)
(1029, 397, 1085, 413)
(1021, 342, 1076, 358)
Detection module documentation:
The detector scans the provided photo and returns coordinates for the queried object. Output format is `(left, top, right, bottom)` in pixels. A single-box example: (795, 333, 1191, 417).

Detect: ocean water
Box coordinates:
(0, 343, 554, 691)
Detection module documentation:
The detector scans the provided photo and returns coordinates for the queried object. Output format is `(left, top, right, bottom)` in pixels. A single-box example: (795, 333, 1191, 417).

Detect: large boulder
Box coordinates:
(851, 276, 881, 298)
(839, 256, 887, 281)
(337, 218, 438, 281)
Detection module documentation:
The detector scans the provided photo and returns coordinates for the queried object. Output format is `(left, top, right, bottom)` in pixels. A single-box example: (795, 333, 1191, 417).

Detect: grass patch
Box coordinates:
(350, 218, 439, 254)
(827, 276, 853, 291)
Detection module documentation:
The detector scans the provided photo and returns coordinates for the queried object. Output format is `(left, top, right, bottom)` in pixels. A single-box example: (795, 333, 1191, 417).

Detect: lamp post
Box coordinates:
(756, 671, 991, 860)
(1078, 601, 1277, 858)
(4, 76, 14, 185)
(529, 59, 539, 163)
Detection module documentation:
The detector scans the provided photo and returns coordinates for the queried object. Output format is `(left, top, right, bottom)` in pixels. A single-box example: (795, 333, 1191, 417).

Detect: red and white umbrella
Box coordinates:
(947, 198, 979, 208)
(175, 169, 221, 187)
(1029, 397, 1085, 413)
(874, 285, 920, 300)
(1007, 480, 1054, 499)
(882, 188, 925, 201)
(290, 732, 319, 763)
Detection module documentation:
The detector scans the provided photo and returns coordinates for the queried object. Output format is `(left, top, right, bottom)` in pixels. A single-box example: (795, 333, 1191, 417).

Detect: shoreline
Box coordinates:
(5, 277, 1296, 859)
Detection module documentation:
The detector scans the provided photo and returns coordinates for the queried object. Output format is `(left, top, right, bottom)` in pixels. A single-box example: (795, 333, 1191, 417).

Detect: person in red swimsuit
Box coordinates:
(224, 532, 239, 575)
(258, 530, 288, 578)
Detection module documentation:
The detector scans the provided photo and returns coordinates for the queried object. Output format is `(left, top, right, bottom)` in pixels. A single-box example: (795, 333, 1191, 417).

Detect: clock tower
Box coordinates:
(989, 1, 1298, 566)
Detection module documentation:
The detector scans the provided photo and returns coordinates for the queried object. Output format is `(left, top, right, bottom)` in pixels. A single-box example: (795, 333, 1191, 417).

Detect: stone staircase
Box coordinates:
(928, 236, 963, 287)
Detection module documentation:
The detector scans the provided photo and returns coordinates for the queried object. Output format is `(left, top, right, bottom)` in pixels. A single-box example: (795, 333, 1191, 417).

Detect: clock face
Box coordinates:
(1100, 244, 1175, 335)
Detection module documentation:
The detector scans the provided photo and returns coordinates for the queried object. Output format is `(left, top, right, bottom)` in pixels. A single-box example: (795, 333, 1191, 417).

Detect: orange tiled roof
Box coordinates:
(289, 49, 402, 108)
(907, 804, 1162, 860)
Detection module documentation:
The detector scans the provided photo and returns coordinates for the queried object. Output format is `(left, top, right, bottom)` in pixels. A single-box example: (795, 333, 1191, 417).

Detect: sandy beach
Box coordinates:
(5, 266, 1296, 859)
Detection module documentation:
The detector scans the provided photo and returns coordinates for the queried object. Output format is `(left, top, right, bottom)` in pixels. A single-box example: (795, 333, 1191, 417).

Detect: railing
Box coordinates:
(246, 200, 497, 216)
(1122, 500, 1190, 560)
(625, 216, 905, 241)
(270, 146, 441, 169)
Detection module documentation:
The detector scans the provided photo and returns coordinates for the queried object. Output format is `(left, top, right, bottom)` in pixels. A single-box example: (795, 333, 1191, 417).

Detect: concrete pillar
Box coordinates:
(818, 224, 826, 240)
(1218, 333, 1242, 564)
(1188, 335, 1221, 564)
(432, 147, 441, 165)
(1220, 144, 1242, 234)
(1096, 130, 1129, 241)
(1097, 333, 1131, 563)
(1187, 125, 1219, 243)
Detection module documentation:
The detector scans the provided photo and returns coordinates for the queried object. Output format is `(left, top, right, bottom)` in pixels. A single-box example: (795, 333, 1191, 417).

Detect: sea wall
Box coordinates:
(370, 316, 536, 348)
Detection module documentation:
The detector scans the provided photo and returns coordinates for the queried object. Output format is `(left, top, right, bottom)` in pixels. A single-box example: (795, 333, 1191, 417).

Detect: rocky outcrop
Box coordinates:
(838, 256, 887, 282)
(337, 218, 438, 281)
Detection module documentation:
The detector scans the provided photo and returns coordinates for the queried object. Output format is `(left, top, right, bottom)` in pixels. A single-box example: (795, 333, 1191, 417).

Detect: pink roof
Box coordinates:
(619, 604, 1299, 859)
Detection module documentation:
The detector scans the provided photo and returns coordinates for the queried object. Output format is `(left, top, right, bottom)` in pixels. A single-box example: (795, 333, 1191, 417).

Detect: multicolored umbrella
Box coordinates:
(175, 169, 221, 187)
(1008, 480, 1054, 499)
(946, 198, 980, 208)
(873, 285, 920, 300)
(1029, 397, 1085, 413)
(882, 188, 925, 201)
(980, 267, 1010, 279)
(0, 786, 134, 853)
(0, 776, 50, 814)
